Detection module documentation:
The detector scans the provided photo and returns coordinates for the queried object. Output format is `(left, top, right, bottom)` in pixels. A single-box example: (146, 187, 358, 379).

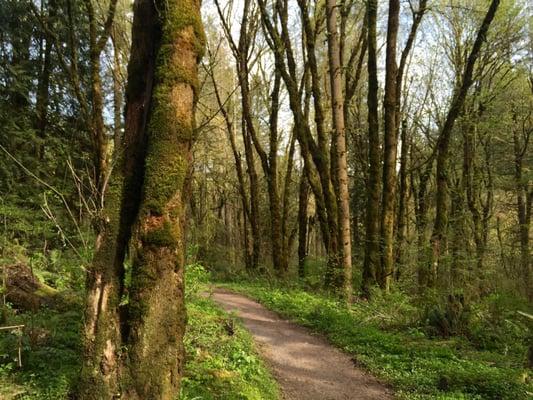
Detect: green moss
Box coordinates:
(142, 140, 187, 214)
(161, 0, 206, 57)
(155, 46, 200, 90)
(34, 283, 58, 298)
(143, 220, 180, 247)
(148, 89, 194, 140)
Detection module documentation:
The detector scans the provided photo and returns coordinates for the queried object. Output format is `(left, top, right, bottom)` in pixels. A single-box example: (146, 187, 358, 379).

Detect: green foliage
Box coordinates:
(0, 307, 82, 400)
(181, 296, 279, 400)
(185, 262, 211, 300)
(424, 294, 471, 338)
(468, 293, 531, 354)
(221, 281, 532, 400)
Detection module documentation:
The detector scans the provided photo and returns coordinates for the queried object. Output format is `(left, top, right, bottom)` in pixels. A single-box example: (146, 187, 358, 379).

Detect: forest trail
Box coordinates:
(210, 288, 393, 400)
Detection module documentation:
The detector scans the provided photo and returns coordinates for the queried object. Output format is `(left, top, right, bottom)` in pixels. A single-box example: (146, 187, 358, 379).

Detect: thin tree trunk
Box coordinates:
(514, 116, 532, 301)
(298, 173, 310, 278)
(242, 117, 261, 269)
(281, 132, 297, 271)
(362, 0, 380, 296)
(111, 28, 123, 152)
(210, 63, 253, 269)
(326, 0, 352, 301)
(379, 0, 400, 292)
(35, 0, 56, 160)
(84, 0, 118, 202)
(395, 119, 409, 279)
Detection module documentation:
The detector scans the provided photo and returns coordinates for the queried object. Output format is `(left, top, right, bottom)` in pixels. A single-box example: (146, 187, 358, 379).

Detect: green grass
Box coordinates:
(181, 294, 279, 400)
(0, 306, 82, 399)
(219, 280, 532, 400)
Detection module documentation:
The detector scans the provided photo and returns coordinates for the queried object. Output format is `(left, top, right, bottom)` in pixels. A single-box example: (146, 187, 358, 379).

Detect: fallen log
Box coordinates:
(1, 263, 59, 311)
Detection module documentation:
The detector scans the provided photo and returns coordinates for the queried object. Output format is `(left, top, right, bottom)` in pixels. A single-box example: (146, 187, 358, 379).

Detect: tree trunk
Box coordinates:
(122, 0, 204, 397)
(298, 173, 310, 278)
(84, 0, 118, 202)
(242, 117, 261, 269)
(362, 0, 380, 296)
(79, 0, 204, 397)
(35, 0, 56, 160)
(514, 118, 532, 301)
(78, 0, 159, 396)
(395, 120, 409, 279)
(326, 0, 352, 302)
(111, 29, 123, 152)
(379, 0, 400, 292)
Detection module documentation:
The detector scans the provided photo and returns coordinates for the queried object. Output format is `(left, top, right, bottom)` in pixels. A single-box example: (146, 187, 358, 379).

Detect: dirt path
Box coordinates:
(210, 288, 393, 400)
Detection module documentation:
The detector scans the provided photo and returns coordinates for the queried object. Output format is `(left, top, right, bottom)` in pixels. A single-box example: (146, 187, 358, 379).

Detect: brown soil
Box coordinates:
(210, 288, 393, 400)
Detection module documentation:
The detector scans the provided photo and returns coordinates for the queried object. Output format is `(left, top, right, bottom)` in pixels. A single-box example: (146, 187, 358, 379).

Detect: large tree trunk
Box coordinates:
(78, 0, 159, 397)
(79, 0, 204, 398)
(122, 0, 204, 397)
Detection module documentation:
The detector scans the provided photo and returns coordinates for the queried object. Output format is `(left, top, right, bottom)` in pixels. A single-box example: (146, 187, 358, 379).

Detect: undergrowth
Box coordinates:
(0, 263, 279, 399)
(220, 279, 532, 400)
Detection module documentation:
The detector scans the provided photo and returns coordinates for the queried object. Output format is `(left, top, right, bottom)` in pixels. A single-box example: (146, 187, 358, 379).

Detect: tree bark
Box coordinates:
(513, 113, 532, 301)
(122, 0, 204, 397)
(84, 0, 119, 202)
(298, 173, 310, 278)
(395, 119, 409, 279)
(35, 0, 56, 160)
(379, 0, 400, 292)
(326, 0, 352, 302)
(362, 0, 380, 296)
(78, 0, 159, 396)
(79, 0, 204, 397)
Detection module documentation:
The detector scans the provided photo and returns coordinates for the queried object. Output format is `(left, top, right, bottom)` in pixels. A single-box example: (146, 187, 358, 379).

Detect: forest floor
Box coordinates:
(217, 280, 532, 400)
(210, 287, 393, 400)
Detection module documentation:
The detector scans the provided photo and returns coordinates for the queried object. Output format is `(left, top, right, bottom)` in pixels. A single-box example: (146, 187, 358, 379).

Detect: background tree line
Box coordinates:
(192, 0, 531, 304)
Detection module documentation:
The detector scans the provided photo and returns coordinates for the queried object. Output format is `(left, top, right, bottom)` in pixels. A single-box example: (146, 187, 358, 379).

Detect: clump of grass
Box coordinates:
(183, 263, 279, 399)
(222, 281, 532, 400)
(181, 295, 279, 400)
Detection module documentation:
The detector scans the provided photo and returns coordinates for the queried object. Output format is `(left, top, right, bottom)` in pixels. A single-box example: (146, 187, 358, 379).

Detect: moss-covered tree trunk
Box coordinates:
(120, 0, 205, 397)
(78, 0, 160, 397)
(362, 0, 380, 296)
(379, 0, 399, 293)
(79, 0, 203, 398)
(298, 172, 309, 278)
